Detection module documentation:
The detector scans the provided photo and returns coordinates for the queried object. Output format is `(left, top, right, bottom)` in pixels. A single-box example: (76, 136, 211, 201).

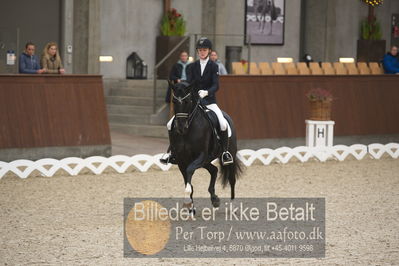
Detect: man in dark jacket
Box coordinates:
(166, 51, 191, 103)
(19, 42, 45, 74)
(382, 46, 399, 74)
(161, 37, 233, 166)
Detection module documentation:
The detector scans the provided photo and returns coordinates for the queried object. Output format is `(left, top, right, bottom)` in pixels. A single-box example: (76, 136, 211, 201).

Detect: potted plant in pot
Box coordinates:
(156, 8, 189, 79)
(306, 88, 334, 121)
(357, 0, 386, 62)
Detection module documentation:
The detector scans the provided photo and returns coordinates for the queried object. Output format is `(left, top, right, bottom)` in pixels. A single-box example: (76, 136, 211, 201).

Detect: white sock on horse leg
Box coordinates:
(184, 183, 192, 204)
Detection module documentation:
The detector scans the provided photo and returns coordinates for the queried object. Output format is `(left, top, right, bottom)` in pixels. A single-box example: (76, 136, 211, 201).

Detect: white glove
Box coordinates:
(198, 90, 208, 99)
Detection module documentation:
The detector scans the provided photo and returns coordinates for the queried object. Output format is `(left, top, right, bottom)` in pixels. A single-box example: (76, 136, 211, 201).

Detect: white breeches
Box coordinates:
(167, 103, 231, 137)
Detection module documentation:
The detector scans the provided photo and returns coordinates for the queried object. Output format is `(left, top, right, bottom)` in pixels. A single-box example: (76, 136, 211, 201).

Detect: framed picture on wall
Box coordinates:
(245, 0, 285, 45)
(392, 14, 399, 47)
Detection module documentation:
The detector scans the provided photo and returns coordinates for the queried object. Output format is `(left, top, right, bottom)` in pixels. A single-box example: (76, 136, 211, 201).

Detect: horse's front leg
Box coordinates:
(184, 153, 206, 214)
(178, 164, 189, 202)
(204, 163, 220, 208)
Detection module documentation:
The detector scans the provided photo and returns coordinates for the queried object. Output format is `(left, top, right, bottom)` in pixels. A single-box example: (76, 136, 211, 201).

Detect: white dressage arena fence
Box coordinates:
(0, 143, 398, 179)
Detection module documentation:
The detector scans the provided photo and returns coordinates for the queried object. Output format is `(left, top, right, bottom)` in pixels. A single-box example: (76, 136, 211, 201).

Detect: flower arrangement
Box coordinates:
(360, 0, 383, 40)
(361, 0, 383, 7)
(361, 18, 382, 40)
(306, 88, 333, 102)
(160, 8, 186, 36)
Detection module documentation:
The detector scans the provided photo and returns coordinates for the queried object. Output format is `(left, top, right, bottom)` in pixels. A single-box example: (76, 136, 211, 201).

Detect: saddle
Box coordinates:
(199, 105, 222, 143)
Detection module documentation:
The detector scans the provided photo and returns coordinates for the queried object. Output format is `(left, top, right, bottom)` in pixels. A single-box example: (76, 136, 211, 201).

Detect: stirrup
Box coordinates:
(221, 151, 233, 165)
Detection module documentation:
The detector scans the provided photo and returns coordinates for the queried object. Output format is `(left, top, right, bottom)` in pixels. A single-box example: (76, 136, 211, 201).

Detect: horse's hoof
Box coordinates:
(189, 207, 196, 217)
(211, 197, 220, 208)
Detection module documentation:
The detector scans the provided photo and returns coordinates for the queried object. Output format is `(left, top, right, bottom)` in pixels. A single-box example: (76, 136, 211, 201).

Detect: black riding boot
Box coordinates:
(220, 130, 233, 165)
(160, 131, 177, 165)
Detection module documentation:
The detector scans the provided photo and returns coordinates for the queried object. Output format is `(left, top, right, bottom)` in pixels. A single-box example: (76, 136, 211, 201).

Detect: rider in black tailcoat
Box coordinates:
(185, 50, 219, 106)
(160, 37, 234, 166)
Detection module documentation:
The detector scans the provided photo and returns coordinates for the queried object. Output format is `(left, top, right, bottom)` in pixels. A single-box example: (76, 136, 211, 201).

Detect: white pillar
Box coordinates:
(60, 0, 74, 74)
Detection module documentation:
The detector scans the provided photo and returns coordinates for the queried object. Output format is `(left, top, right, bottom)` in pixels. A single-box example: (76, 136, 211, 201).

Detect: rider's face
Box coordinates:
(197, 48, 210, 60)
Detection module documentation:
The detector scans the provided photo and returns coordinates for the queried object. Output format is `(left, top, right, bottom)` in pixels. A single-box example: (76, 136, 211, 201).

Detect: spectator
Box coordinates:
(382, 46, 399, 74)
(166, 51, 191, 102)
(19, 42, 45, 74)
(210, 50, 228, 75)
(41, 42, 65, 74)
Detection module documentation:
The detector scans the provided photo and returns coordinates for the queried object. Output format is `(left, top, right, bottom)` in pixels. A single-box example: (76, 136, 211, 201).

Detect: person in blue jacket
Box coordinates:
(19, 42, 46, 74)
(382, 46, 399, 74)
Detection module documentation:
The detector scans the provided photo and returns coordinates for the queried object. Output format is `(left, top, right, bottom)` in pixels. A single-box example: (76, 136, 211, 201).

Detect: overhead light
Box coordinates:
(339, 57, 355, 63)
(99, 56, 113, 62)
(277, 57, 293, 63)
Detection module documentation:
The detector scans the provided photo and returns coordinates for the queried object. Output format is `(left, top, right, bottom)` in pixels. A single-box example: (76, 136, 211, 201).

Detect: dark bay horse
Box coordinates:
(170, 81, 242, 214)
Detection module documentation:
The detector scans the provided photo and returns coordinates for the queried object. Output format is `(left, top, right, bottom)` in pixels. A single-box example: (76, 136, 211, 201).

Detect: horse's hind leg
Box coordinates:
(204, 163, 220, 208)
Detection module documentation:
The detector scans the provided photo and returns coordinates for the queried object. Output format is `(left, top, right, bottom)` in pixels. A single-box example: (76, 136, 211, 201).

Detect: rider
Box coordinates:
(160, 37, 234, 166)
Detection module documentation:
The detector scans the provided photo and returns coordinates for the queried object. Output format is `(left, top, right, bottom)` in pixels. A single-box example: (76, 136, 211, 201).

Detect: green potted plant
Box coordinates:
(306, 88, 334, 121)
(357, 0, 386, 62)
(156, 8, 189, 79)
(160, 8, 186, 36)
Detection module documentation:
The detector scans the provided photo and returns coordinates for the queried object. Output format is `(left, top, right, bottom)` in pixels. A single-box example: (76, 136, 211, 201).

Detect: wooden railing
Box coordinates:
(0, 75, 111, 149)
(218, 75, 399, 139)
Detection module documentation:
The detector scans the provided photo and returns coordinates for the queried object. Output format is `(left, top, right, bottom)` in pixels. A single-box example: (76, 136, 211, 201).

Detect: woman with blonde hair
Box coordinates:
(41, 42, 65, 74)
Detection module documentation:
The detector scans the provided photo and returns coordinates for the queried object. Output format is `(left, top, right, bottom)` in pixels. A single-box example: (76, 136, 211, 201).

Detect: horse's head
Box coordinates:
(171, 81, 198, 135)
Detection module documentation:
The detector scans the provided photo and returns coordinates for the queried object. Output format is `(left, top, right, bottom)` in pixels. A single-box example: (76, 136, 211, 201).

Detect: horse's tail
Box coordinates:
(220, 113, 243, 200)
(220, 153, 243, 198)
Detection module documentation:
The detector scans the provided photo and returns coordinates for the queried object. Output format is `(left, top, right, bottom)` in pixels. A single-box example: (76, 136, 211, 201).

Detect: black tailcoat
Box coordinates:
(187, 59, 219, 105)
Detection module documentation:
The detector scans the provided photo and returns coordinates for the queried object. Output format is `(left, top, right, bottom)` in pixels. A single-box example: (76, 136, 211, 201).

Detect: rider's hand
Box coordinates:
(198, 90, 208, 99)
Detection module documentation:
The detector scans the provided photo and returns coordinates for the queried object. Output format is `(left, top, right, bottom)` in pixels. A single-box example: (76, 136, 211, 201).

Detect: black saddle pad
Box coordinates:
(203, 109, 222, 143)
(205, 109, 220, 131)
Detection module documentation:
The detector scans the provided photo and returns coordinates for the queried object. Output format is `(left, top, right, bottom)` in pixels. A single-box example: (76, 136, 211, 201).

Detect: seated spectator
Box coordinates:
(210, 50, 228, 75)
(19, 42, 45, 74)
(382, 46, 399, 74)
(41, 42, 65, 74)
(166, 51, 191, 103)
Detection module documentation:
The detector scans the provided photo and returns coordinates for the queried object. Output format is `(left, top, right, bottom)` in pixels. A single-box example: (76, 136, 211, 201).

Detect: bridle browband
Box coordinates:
(173, 92, 191, 104)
